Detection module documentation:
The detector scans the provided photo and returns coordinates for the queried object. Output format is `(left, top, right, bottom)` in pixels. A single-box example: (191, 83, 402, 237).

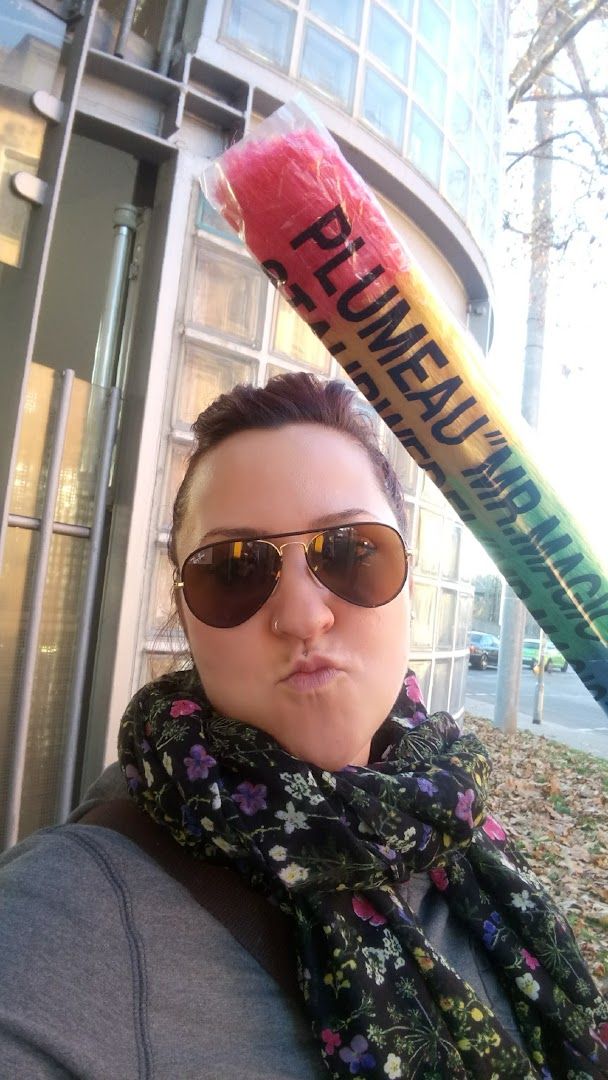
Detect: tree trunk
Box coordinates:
(494, 3, 554, 733)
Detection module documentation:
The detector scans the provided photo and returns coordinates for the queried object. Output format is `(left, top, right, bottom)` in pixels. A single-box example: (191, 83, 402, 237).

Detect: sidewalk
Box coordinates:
(464, 694, 608, 759)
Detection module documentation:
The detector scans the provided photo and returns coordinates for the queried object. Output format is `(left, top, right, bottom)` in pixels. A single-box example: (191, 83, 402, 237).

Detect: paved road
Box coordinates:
(465, 665, 608, 759)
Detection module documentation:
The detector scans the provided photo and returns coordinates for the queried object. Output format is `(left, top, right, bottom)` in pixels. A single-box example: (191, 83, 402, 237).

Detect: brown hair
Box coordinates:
(168, 372, 406, 570)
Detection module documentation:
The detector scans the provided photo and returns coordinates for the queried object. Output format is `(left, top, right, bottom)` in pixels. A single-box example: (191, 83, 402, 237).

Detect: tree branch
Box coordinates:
(566, 37, 608, 152)
(521, 90, 608, 101)
(508, 0, 608, 112)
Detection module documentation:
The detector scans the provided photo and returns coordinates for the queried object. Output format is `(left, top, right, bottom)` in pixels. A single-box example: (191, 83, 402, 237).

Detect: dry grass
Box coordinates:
(465, 713, 608, 995)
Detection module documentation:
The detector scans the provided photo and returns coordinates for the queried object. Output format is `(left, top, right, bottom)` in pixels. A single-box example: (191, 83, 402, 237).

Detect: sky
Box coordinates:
(463, 5, 608, 577)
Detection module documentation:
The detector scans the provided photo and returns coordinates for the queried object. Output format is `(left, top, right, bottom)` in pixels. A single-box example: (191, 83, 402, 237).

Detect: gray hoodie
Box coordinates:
(0, 764, 522, 1078)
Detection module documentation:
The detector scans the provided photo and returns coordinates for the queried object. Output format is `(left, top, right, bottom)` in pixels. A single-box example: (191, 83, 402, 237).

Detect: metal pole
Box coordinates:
(57, 386, 120, 822)
(494, 581, 525, 733)
(114, 0, 139, 59)
(92, 206, 138, 389)
(3, 369, 74, 850)
(156, 0, 184, 76)
(533, 629, 546, 725)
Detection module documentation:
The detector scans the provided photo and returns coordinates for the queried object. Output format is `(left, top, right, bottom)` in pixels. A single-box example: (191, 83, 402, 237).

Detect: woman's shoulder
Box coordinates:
(0, 821, 321, 1078)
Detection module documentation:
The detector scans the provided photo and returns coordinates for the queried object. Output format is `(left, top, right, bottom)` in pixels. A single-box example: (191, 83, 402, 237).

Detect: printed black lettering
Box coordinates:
(431, 398, 489, 445)
(357, 299, 425, 361)
(309, 320, 330, 339)
(384, 339, 449, 378)
(337, 268, 398, 322)
(462, 445, 512, 481)
(345, 360, 361, 375)
(291, 205, 352, 251)
(286, 281, 316, 313)
(314, 238, 365, 296)
(502, 479, 541, 517)
(405, 376, 462, 422)
(262, 258, 287, 285)
(329, 341, 346, 356)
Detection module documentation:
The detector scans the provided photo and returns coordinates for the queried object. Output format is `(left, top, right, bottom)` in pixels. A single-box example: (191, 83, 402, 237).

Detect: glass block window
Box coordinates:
(418, 0, 450, 66)
(457, 0, 478, 49)
(449, 656, 468, 714)
(442, 519, 462, 580)
(362, 66, 407, 146)
(409, 106, 443, 185)
(308, 0, 363, 41)
(477, 78, 492, 130)
(451, 44, 476, 99)
(190, 245, 265, 346)
(410, 582, 436, 648)
(437, 588, 457, 649)
(368, 4, 411, 81)
(456, 591, 473, 649)
(411, 658, 431, 703)
(176, 344, 255, 429)
(413, 47, 446, 124)
(272, 293, 331, 371)
(160, 443, 190, 530)
(431, 657, 451, 710)
(416, 507, 442, 576)
(384, 0, 413, 23)
(449, 92, 473, 158)
(300, 23, 357, 109)
(445, 146, 469, 218)
(196, 193, 241, 242)
(222, 0, 296, 69)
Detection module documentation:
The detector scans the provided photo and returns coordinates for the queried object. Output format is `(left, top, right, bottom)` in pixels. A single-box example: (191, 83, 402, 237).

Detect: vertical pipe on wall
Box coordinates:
(3, 369, 75, 850)
(114, 0, 139, 59)
(57, 385, 121, 823)
(92, 206, 139, 389)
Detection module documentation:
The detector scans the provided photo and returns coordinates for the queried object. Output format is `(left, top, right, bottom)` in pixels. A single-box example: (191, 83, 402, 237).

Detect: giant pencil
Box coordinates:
(202, 97, 608, 714)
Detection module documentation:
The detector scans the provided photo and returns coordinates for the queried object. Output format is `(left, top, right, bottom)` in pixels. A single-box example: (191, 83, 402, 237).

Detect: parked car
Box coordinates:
(522, 638, 568, 672)
(468, 631, 500, 670)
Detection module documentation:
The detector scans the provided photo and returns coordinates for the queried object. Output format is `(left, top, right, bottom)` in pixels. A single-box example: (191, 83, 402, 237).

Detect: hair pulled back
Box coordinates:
(168, 372, 406, 570)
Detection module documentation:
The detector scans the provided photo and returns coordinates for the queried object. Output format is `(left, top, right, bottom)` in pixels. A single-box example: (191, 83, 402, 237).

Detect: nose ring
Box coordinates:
(273, 617, 280, 634)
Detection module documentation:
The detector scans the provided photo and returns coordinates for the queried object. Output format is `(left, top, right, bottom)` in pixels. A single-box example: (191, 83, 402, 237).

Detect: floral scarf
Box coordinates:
(118, 668, 608, 1079)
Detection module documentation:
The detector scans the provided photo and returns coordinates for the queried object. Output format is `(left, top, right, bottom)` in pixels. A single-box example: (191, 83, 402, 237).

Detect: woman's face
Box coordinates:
(176, 423, 410, 770)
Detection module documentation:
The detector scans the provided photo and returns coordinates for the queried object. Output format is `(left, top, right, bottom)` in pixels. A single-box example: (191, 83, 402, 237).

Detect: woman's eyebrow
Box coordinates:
(198, 509, 377, 545)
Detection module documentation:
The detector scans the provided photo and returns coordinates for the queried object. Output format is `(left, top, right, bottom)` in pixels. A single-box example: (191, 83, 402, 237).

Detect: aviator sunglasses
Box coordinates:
(176, 522, 410, 629)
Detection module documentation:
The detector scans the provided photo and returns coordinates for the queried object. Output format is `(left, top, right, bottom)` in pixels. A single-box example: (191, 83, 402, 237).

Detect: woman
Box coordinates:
(0, 372, 606, 1079)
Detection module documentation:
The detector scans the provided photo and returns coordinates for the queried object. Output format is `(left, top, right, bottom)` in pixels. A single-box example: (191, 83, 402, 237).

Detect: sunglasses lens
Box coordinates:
(307, 523, 407, 607)
(182, 540, 280, 628)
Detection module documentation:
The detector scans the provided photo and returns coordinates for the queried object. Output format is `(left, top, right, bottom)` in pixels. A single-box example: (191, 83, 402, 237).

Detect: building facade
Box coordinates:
(0, 0, 506, 844)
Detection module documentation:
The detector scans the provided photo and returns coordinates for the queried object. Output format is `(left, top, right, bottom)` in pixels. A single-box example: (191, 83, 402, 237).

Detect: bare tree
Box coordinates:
(493, 0, 607, 732)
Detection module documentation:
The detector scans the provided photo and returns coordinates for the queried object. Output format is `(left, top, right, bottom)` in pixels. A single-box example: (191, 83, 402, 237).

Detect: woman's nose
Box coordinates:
(269, 544, 334, 641)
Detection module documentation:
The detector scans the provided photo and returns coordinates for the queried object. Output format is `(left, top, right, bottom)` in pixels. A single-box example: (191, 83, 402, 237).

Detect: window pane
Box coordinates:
(414, 47, 446, 123)
(190, 246, 265, 345)
(457, 0, 477, 47)
(391, 440, 418, 495)
(442, 519, 462, 580)
(472, 125, 489, 178)
(368, 5, 410, 80)
(160, 442, 190, 530)
(416, 507, 442, 576)
(384, 0, 413, 23)
(437, 588, 457, 649)
(430, 658, 451, 711)
(176, 344, 255, 428)
(456, 592, 473, 649)
(449, 656, 468, 714)
(449, 92, 473, 158)
(410, 658, 431, 703)
(300, 23, 357, 109)
(451, 46, 476, 100)
(444, 145, 469, 218)
(362, 66, 406, 146)
(1, 0, 65, 267)
(308, 0, 362, 41)
(272, 293, 331, 371)
(418, 0, 449, 66)
(410, 582, 436, 648)
(223, 0, 295, 70)
(408, 105, 443, 185)
(196, 193, 241, 242)
(477, 78, 492, 131)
